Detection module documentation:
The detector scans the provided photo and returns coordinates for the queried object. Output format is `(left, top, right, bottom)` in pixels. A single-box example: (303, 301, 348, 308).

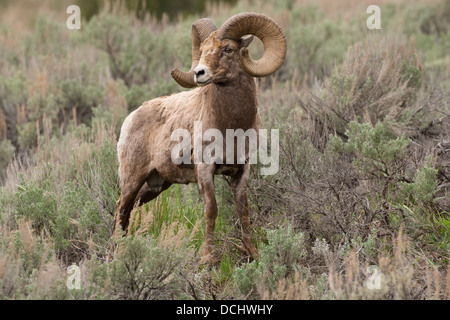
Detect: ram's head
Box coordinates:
(171, 12, 287, 88)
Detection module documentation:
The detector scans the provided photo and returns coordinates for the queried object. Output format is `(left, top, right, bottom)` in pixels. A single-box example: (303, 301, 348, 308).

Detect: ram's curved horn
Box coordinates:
(171, 18, 217, 88)
(217, 12, 286, 77)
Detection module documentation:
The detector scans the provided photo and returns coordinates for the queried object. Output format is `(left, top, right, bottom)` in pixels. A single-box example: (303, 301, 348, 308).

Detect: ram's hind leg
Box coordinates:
(109, 171, 171, 261)
(112, 177, 147, 237)
(108, 177, 146, 261)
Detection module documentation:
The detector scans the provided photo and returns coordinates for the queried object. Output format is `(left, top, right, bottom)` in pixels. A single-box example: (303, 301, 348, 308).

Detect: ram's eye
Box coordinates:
(223, 48, 233, 53)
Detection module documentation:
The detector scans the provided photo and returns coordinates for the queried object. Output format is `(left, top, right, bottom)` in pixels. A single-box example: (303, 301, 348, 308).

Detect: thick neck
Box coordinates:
(201, 73, 257, 131)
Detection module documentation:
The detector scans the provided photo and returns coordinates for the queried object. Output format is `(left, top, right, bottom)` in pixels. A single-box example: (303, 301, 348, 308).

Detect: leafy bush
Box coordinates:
(105, 235, 187, 299)
(0, 139, 14, 176)
(285, 6, 355, 82)
(0, 219, 68, 299)
(85, 13, 180, 91)
(13, 174, 58, 234)
(5, 125, 118, 263)
(234, 226, 307, 298)
(298, 35, 424, 145)
(57, 79, 104, 126)
(0, 72, 28, 108)
(328, 121, 411, 188)
(400, 156, 438, 205)
(17, 123, 37, 150)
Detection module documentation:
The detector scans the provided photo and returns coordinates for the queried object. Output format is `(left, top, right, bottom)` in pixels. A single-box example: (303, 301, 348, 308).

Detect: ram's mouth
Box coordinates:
(196, 78, 212, 86)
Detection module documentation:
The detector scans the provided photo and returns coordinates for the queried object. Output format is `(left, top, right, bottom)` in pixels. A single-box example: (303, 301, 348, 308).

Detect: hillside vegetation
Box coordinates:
(0, 0, 449, 299)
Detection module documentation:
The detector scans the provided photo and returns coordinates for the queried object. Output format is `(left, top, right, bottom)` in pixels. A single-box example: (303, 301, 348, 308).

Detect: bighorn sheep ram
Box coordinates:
(112, 12, 287, 263)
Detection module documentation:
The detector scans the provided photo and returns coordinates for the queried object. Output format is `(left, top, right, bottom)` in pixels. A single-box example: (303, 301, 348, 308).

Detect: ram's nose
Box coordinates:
(194, 68, 205, 77)
(193, 64, 212, 85)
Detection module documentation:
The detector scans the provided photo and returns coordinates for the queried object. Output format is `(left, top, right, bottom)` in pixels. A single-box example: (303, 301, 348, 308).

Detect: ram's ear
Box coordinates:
(239, 35, 254, 48)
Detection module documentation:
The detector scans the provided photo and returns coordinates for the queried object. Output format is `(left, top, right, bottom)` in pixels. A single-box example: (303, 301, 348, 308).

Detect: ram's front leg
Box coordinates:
(196, 163, 218, 264)
(232, 163, 258, 259)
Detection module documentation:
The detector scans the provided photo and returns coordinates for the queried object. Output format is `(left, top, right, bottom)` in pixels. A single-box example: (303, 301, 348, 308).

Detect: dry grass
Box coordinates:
(0, 108, 6, 140)
(0, 219, 66, 299)
(294, 0, 443, 21)
(297, 34, 423, 144)
(262, 228, 449, 300)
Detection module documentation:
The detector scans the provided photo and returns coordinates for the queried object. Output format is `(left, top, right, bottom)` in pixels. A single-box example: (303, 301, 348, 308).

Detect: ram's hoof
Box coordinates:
(200, 252, 217, 265)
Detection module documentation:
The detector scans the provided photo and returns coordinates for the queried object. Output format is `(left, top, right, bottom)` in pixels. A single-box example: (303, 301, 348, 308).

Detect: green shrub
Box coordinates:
(85, 13, 179, 89)
(13, 173, 58, 234)
(0, 72, 28, 107)
(9, 131, 118, 262)
(286, 7, 355, 82)
(77, 136, 120, 220)
(105, 235, 188, 299)
(233, 226, 307, 297)
(26, 91, 58, 123)
(328, 121, 411, 180)
(0, 139, 15, 176)
(122, 83, 149, 111)
(0, 219, 69, 300)
(57, 79, 104, 125)
(17, 122, 37, 150)
(400, 156, 438, 205)
(299, 35, 424, 143)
